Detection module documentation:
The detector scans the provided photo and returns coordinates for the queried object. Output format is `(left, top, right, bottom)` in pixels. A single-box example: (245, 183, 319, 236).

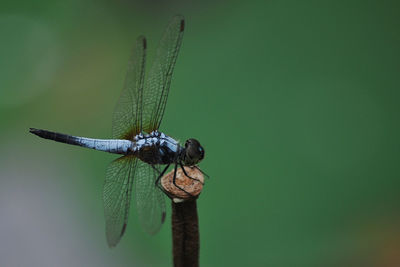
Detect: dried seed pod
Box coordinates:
(161, 166, 204, 202)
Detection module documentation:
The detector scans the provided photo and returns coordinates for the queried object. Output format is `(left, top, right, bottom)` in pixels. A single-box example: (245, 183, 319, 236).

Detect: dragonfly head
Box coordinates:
(182, 138, 204, 166)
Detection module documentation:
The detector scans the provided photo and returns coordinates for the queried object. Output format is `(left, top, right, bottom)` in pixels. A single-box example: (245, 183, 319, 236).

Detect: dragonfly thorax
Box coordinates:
(133, 131, 181, 165)
(133, 132, 204, 167)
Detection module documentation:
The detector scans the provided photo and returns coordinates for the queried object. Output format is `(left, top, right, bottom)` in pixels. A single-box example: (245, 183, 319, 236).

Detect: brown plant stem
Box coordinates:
(171, 200, 199, 267)
(161, 167, 203, 267)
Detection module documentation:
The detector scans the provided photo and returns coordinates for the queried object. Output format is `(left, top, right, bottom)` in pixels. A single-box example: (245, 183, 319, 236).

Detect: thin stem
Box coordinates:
(171, 200, 199, 267)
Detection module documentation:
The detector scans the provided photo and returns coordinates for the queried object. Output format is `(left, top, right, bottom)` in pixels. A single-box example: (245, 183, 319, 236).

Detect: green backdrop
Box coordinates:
(1, 0, 399, 266)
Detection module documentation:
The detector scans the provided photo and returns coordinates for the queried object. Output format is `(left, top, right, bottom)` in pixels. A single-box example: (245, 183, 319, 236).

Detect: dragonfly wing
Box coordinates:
(142, 15, 185, 133)
(134, 161, 166, 234)
(112, 36, 146, 140)
(103, 155, 137, 247)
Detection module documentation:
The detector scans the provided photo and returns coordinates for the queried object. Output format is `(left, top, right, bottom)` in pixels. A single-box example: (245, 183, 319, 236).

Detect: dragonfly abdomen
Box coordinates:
(29, 128, 133, 154)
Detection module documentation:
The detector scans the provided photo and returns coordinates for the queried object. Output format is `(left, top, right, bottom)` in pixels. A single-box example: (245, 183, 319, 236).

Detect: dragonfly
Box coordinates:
(29, 15, 205, 248)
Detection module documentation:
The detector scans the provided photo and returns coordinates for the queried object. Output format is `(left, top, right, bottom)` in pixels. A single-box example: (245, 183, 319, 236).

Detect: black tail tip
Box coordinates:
(29, 128, 40, 135)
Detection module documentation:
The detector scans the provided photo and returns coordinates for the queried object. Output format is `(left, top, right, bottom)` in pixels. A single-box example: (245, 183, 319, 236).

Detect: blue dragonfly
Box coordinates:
(30, 15, 205, 247)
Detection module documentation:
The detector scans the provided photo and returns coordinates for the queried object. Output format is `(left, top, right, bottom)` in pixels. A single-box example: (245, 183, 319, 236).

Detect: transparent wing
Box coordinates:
(142, 15, 185, 133)
(103, 155, 137, 247)
(134, 161, 166, 234)
(112, 36, 146, 140)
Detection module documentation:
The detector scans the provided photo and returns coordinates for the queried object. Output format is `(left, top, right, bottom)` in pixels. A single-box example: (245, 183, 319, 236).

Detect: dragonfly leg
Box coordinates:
(155, 164, 170, 187)
(154, 164, 172, 197)
(151, 164, 162, 175)
(179, 162, 204, 185)
(193, 165, 210, 179)
(173, 163, 194, 197)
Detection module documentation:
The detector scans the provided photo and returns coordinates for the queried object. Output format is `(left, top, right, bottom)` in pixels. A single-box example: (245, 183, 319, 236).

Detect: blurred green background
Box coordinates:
(1, 0, 400, 266)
